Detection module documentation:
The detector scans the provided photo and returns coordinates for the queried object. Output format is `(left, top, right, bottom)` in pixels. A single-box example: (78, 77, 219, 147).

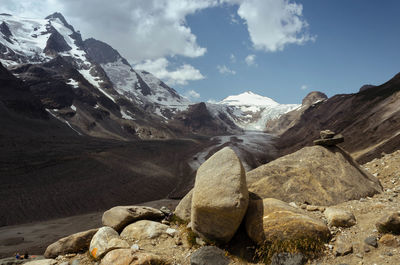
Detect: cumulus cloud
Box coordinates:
(217, 65, 236, 75)
(0, 0, 63, 18)
(222, 0, 315, 52)
(134, 58, 205, 86)
(1, 0, 314, 64)
(1, 0, 218, 61)
(245, 54, 256, 66)
(184, 90, 201, 100)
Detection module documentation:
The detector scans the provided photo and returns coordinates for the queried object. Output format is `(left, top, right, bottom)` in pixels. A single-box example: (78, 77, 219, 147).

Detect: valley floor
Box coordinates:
(0, 199, 179, 258)
(2, 141, 399, 264)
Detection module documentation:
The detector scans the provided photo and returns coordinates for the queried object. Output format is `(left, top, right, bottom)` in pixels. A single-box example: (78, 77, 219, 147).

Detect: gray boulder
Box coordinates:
(44, 228, 98, 258)
(102, 206, 164, 232)
(190, 246, 230, 265)
(191, 147, 249, 243)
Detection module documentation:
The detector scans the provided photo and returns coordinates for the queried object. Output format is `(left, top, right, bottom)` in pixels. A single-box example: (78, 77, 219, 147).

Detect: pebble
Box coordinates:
(131, 244, 140, 252)
(306, 205, 319, 211)
(166, 228, 177, 236)
(364, 236, 378, 248)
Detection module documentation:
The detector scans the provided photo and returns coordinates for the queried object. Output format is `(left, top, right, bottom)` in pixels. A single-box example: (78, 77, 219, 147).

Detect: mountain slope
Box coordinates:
(0, 13, 180, 140)
(272, 74, 400, 163)
(84, 38, 191, 119)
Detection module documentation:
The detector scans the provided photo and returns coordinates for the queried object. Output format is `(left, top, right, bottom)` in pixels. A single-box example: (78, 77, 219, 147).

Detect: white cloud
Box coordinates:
(207, 99, 218, 104)
(301, 85, 308, 90)
(217, 65, 236, 75)
(1, 0, 218, 61)
(222, 0, 315, 52)
(134, 58, 205, 86)
(230, 54, 236, 63)
(184, 90, 201, 100)
(0, 0, 64, 18)
(1, 0, 315, 66)
(245, 54, 256, 66)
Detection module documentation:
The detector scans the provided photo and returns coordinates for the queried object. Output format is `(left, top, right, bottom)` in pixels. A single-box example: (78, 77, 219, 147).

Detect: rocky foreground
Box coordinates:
(2, 136, 400, 265)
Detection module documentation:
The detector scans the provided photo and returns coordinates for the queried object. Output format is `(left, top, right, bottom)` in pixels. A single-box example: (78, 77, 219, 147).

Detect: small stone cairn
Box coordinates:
(314, 129, 344, 146)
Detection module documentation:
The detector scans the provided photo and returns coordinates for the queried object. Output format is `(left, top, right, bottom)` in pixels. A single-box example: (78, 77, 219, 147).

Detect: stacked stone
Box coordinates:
(314, 129, 344, 146)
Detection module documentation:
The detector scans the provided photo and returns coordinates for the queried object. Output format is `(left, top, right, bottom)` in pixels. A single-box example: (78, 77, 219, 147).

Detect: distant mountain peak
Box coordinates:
(219, 91, 279, 107)
(45, 12, 75, 32)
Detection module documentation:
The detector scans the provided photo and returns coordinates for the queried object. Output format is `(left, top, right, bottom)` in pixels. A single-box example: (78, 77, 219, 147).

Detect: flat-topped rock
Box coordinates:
(247, 145, 382, 206)
(314, 134, 344, 146)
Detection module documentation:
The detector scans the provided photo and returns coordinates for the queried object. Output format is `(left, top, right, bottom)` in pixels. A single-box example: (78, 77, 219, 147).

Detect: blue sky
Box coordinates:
(2, 0, 400, 104)
(173, 0, 400, 103)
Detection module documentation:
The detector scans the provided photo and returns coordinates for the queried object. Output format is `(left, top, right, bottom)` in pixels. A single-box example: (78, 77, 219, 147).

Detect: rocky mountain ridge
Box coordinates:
(266, 73, 400, 163)
(0, 12, 299, 138)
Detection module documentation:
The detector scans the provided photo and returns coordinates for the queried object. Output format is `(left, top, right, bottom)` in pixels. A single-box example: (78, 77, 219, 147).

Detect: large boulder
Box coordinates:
(247, 146, 382, 206)
(102, 206, 164, 232)
(174, 189, 193, 222)
(44, 228, 98, 258)
(191, 147, 249, 243)
(245, 198, 330, 246)
(120, 220, 169, 241)
(89, 227, 129, 260)
(100, 249, 166, 265)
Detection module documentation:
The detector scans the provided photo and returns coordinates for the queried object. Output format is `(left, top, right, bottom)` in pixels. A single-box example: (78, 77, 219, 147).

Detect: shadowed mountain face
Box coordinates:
(0, 62, 210, 226)
(273, 73, 400, 163)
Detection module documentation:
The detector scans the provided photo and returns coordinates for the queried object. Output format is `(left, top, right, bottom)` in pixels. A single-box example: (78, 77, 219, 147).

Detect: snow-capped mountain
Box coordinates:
(209, 91, 299, 131)
(0, 12, 191, 139)
(84, 38, 190, 119)
(0, 12, 298, 137)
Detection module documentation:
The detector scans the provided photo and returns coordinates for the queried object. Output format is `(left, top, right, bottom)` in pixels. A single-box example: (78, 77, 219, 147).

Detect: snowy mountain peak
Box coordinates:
(219, 91, 279, 107)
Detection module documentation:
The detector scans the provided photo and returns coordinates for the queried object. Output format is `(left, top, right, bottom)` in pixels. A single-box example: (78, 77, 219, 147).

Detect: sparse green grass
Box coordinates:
(170, 214, 187, 226)
(255, 237, 326, 264)
(186, 228, 199, 247)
